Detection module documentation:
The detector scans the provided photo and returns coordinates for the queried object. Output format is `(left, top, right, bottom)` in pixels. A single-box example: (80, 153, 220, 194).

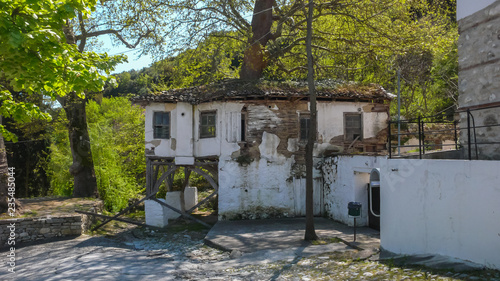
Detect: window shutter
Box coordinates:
(226, 112, 241, 142)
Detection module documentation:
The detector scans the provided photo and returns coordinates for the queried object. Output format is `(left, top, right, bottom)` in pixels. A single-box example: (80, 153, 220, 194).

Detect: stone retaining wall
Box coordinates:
(0, 215, 93, 246)
(458, 1, 500, 160)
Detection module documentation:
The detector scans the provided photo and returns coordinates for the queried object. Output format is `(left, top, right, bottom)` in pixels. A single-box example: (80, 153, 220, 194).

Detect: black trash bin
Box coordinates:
(348, 202, 362, 217)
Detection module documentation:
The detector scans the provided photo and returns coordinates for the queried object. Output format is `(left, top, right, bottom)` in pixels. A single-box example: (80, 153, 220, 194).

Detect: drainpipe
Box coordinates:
(397, 69, 401, 156)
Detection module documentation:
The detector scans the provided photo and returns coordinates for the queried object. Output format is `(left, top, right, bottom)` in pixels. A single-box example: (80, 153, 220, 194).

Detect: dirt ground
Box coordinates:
(0, 196, 218, 235)
(0, 197, 103, 220)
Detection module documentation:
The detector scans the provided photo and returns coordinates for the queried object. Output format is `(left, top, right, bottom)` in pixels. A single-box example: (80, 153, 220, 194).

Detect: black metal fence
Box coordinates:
(388, 115, 459, 159)
(461, 103, 500, 160)
(389, 103, 500, 160)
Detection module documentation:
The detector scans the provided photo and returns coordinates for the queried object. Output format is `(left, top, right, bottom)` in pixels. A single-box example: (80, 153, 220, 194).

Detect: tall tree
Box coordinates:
(0, 0, 124, 204)
(304, 0, 318, 241)
(55, 0, 170, 197)
(149, 0, 455, 88)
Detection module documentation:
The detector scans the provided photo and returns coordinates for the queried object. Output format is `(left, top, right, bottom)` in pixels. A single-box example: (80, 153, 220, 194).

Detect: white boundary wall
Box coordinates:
(380, 159, 500, 270)
(322, 155, 385, 226)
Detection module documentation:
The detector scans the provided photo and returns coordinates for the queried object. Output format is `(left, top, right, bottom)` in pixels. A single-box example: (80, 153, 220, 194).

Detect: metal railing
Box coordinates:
(462, 103, 500, 160)
(389, 103, 500, 160)
(388, 115, 459, 159)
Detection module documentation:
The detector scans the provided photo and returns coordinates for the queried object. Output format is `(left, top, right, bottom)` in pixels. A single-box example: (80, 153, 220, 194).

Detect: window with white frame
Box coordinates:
(200, 111, 216, 138)
(153, 111, 170, 139)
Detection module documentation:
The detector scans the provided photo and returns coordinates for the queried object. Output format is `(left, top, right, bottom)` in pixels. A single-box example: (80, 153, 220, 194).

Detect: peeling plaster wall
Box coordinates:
(145, 103, 177, 157)
(218, 154, 297, 220)
(317, 102, 386, 142)
(218, 132, 325, 219)
(381, 159, 500, 270)
(145, 99, 389, 219)
(321, 155, 386, 226)
(144, 100, 389, 159)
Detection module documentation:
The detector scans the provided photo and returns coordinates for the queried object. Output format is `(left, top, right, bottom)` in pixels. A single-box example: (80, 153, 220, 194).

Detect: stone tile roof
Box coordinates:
(131, 79, 394, 104)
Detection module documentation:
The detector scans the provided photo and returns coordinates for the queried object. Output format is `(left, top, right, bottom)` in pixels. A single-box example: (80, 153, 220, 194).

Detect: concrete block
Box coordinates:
(164, 187, 198, 220)
(145, 199, 169, 227)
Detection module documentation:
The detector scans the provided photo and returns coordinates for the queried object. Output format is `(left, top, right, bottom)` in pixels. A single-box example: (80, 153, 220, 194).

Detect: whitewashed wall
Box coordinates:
(145, 100, 388, 158)
(322, 155, 386, 226)
(317, 102, 386, 141)
(217, 131, 325, 219)
(380, 159, 500, 270)
(145, 103, 178, 157)
(145, 100, 389, 219)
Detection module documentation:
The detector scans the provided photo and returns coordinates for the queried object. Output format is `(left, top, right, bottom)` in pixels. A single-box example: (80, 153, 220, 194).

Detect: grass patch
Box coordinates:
(166, 220, 207, 233)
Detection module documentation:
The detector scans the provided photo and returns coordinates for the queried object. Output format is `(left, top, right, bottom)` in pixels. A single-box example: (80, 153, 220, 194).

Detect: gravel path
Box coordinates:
(1, 228, 499, 281)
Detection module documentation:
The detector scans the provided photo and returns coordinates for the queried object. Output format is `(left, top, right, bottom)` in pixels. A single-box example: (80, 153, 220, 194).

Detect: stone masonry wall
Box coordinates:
(0, 215, 90, 246)
(458, 1, 500, 159)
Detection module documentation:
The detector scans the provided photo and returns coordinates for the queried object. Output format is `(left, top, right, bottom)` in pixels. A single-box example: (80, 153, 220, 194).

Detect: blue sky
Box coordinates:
(100, 35, 153, 74)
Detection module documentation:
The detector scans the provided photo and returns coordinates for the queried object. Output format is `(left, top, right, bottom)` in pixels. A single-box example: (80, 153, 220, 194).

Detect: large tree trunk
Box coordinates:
(0, 116, 22, 213)
(59, 94, 98, 198)
(240, 0, 274, 80)
(304, 0, 318, 241)
(0, 118, 9, 212)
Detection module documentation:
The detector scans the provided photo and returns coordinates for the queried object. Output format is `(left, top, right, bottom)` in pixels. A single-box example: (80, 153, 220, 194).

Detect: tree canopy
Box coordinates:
(0, 0, 124, 137)
(107, 0, 458, 119)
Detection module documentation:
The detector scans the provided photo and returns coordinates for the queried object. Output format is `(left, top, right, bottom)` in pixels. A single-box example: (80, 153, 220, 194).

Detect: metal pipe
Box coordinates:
(353, 217, 357, 242)
(418, 116, 422, 159)
(421, 119, 425, 155)
(467, 109, 471, 160)
(454, 121, 458, 150)
(397, 69, 401, 156)
(388, 121, 392, 158)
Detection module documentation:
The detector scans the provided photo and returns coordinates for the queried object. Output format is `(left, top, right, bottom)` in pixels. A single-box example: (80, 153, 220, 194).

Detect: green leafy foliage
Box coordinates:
(47, 112, 74, 196)
(104, 32, 244, 96)
(0, 0, 125, 140)
(155, 167, 210, 199)
(106, 0, 457, 120)
(48, 97, 145, 211)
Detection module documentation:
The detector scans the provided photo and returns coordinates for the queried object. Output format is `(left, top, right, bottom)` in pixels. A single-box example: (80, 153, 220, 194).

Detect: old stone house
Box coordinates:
(132, 80, 393, 223)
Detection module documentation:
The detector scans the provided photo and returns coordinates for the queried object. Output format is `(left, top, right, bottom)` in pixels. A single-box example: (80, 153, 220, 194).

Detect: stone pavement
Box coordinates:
(1, 218, 497, 281)
(205, 217, 379, 253)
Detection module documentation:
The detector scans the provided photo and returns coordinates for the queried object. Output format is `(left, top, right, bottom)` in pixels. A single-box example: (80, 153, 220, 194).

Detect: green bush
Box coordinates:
(48, 97, 145, 212)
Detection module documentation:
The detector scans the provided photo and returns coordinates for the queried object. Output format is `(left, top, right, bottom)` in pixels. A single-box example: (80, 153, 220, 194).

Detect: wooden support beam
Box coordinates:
(151, 198, 212, 228)
(91, 192, 157, 231)
(153, 165, 177, 192)
(194, 161, 219, 166)
(185, 190, 218, 214)
(76, 210, 154, 229)
(172, 190, 218, 226)
(192, 167, 219, 191)
(146, 157, 152, 194)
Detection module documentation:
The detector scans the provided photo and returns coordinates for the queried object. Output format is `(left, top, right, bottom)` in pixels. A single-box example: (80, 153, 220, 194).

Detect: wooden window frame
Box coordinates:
(344, 112, 363, 141)
(200, 110, 217, 139)
(299, 113, 311, 141)
(153, 111, 170, 139)
(240, 110, 247, 142)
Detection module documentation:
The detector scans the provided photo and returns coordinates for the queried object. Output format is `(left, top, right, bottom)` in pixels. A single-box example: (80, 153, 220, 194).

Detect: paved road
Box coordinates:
(1, 219, 496, 281)
(0, 231, 352, 281)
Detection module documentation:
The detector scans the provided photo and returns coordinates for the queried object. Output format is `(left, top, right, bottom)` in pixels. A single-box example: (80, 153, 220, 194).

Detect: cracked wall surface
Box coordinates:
(144, 99, 389, 219)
